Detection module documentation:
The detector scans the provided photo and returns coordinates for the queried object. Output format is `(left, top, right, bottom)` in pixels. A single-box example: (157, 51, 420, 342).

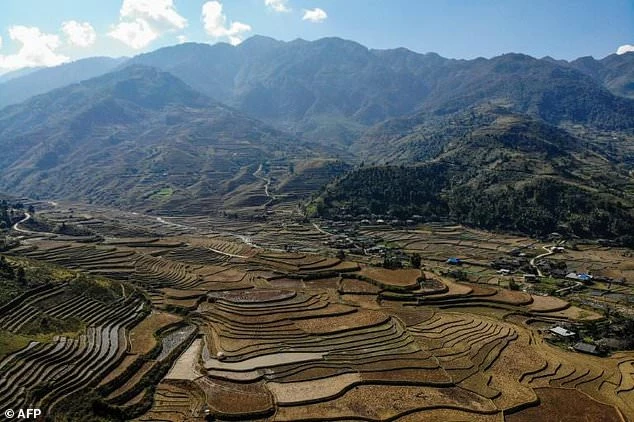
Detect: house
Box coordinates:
(446, 257, 462, 265)
(578, 273, 593, 283)
(497, 269, 511, 276)
(573, 342, 599, 355)
(553, 246, 565, 253)
(523, 274, 538, 282)
(549, 326, 576, 338)
(366, 246, 385, 254)
(566, 272, 593, 283)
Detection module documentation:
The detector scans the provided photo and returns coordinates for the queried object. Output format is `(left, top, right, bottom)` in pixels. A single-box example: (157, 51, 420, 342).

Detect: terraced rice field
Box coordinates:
(1, 205, 632, 421)
(0, 281, 147, 414)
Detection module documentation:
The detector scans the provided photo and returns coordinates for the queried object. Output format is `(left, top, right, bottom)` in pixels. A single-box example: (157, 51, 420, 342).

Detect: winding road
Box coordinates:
(312, 223, 336, 237)
(529, 246, 557, 277)
(12, 212, 59, 237)
(253, 164, 276, 200)
(12, 212, 32, 233)
(529, 243, 567, 277)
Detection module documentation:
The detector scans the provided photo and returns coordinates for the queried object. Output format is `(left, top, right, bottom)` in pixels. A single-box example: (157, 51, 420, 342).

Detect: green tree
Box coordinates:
(410, 253, 422, 268)
(16, 267, 26, 285)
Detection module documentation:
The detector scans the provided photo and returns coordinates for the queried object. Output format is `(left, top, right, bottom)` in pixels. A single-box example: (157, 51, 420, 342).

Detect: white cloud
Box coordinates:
(109, 0, 187, 49)
(0, 36, 3, 50)
(61, 21, 97, 48)
(109, 18, 158, 49)
(616, 44, 634, 55)
(265, 0, 290, 13)
(302, 8, 327, 23)
(202, 1, 251, 45)
(120, 0, 187, 30)
(0, 26, 69, 71)
(177, 34, 187, 44)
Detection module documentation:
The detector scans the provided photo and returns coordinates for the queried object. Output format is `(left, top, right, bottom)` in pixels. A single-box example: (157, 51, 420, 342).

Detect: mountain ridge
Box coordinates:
(0, 65, 316, 213)
(0, 56, 129, 110)
(3, 37, 633, 145)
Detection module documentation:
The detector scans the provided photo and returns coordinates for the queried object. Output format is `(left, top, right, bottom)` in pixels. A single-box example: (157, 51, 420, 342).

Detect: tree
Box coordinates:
(410, 253, 422, 268)
(382, 254, 402, 269)
(16, 267, 26, 285)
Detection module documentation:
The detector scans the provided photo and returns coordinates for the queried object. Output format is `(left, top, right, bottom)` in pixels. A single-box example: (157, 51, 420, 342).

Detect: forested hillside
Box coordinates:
(313, 110, 634, 243)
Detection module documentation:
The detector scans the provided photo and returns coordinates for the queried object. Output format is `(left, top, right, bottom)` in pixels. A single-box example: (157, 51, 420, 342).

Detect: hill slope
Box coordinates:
(0, 65, 314, 213)
(313, 109, 634, 242)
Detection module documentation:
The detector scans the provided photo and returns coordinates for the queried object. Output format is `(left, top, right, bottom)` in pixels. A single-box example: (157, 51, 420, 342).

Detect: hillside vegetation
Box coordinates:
(0, 65, 320, 213)
(313, 110, 634, 243)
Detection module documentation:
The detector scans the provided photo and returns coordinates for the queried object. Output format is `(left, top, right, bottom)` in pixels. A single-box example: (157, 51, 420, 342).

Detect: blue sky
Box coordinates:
(0, 0, 633, 73)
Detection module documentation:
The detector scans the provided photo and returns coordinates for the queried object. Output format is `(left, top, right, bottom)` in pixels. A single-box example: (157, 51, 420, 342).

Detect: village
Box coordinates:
(314, 216, 634, 356)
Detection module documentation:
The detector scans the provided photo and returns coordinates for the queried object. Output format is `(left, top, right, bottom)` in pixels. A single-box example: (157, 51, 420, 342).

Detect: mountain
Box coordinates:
(0, 65, 317, 213)
(123, 37, 634, 145)
(3, 38, 633, 146)
(418, 53, 634, 129)
(0, 37, 633, 233)
(312, 108, 634, 243)
(570, 52, 634, 99)
(0, 67, 42, 83)
(0, 57, 128, 110)
(127, 36, 435, 144)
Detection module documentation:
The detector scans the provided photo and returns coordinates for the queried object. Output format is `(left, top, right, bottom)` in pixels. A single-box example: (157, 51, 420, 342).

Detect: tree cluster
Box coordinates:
(315, 164, 634, 245)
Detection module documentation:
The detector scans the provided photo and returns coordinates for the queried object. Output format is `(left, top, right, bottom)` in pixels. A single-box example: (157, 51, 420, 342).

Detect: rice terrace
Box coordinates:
(0, 195, 632, 421)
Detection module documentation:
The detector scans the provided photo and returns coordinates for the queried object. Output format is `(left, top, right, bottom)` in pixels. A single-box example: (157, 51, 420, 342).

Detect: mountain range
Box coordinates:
(3, 36, 634, 144)
(0, 36, 633, 240)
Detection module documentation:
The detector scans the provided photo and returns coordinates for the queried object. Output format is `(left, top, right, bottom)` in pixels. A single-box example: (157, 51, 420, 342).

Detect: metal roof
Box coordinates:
(549, 326, 576, 337)
(574, 342, 598, 354)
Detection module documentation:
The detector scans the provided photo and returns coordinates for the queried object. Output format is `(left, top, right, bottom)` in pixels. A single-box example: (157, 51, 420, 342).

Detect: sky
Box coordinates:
(0, 0, 633, 74)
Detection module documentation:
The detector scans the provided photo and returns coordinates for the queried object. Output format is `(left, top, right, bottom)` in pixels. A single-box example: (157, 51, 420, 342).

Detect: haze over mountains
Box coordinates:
(2, 36, 634, 142)
(0, 57, 127, 110)
(0, 36, 633, 240)
(0, 65, 316, 212)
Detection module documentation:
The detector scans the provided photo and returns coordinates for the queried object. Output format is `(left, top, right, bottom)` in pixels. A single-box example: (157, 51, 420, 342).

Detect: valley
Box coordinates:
(0, 34, 633, 421)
